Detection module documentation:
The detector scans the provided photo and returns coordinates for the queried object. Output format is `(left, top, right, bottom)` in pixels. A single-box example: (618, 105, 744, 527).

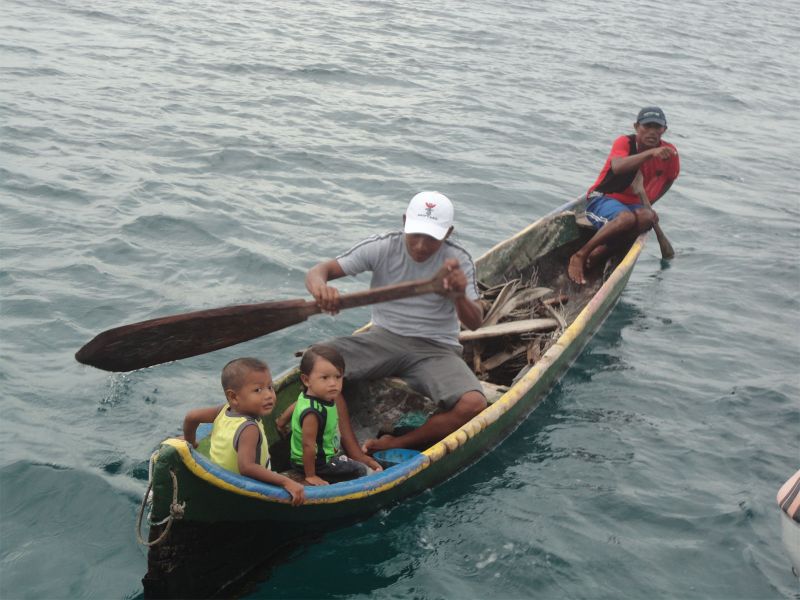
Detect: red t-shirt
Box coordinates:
(589, 135, 680, 205)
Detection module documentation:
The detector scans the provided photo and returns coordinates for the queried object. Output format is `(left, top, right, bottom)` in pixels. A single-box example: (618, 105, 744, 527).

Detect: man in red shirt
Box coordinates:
(568, 107, 680, 284)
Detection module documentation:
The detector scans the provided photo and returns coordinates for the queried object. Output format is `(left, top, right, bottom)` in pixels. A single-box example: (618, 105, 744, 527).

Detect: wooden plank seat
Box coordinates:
(574, 212, 595, 229)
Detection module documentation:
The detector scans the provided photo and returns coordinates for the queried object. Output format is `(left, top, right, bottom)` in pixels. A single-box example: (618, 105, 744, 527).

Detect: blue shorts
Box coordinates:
(585, 194, 643, 230)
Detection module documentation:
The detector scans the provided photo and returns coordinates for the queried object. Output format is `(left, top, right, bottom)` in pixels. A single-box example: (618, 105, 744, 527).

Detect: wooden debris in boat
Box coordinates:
(511, 363, 533, 384)
(482, 286, 553, 327)
(459, 318, 559, 341)
(526, 341, 540, 365)
(467, 272, 572, 383)
(479, 278, 520, 299)
(472, 341, 484, 376)
(543, 294, 569, 306)
(481, 345, 527, 371)
(542, 302, 567, 330)
(480, 279, 519, 326)
(480, 381, 508, 403)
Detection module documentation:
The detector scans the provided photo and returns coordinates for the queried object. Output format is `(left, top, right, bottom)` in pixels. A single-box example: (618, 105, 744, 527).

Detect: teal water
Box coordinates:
(1, 0, 798, 598)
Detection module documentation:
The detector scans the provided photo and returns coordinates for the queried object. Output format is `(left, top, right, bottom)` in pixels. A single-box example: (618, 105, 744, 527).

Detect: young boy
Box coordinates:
(183, 357, 305, 506)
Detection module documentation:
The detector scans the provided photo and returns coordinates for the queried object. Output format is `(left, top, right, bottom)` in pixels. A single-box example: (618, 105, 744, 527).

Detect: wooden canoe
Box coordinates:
(141, 196, 645, 597)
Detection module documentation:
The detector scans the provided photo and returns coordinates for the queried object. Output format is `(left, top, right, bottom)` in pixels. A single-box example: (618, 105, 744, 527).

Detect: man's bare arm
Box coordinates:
(610, 146, 677, 175)
(305, 259, 347, 313)
(440, 258, 483, 330)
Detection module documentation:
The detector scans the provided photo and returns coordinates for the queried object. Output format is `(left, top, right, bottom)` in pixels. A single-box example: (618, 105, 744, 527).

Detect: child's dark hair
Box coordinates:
(299, 345, 345, 378)
(221, 357, 269, 392)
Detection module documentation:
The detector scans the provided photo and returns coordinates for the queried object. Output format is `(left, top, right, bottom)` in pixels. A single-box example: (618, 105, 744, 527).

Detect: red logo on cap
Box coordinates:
(424, 202, 436, 218)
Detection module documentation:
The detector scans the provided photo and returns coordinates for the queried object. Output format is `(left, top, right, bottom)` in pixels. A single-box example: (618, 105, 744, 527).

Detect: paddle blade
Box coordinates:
(654, 224, 675, 259)
(633, 171, 675, 260)
(75, 299, 319, 372)
(76, 272, 445, 372)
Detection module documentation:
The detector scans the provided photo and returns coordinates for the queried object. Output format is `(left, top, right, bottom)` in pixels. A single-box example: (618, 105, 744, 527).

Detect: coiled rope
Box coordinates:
(136, 468, 185, 546)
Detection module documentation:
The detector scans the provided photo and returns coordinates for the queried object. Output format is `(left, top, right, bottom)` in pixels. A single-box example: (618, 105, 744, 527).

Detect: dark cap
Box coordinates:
(636, 106, 667, 127)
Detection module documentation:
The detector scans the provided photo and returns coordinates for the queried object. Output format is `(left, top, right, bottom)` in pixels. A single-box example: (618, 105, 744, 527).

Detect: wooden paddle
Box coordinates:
(632, 171, 675, 259)
(76, 272, 447, 372)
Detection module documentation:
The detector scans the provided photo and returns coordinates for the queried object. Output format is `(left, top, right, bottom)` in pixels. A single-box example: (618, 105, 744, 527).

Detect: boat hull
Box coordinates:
(143, 198, 644, 596)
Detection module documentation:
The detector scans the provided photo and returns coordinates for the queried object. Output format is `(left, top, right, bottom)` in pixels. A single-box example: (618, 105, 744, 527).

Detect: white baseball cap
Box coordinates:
(404, 191, 454, 240)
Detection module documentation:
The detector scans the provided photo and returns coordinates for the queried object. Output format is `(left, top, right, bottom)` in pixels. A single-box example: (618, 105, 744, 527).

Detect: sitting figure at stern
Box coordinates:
(305, 191, 488, 453)
(286, 345, 382, 485)
(568, 106, 680, 284)
(182, 357, 305, 506)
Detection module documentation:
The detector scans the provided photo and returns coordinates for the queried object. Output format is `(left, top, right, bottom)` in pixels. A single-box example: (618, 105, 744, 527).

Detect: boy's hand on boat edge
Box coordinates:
(283, 480, 306, 506)
(176, 434, 199, 448)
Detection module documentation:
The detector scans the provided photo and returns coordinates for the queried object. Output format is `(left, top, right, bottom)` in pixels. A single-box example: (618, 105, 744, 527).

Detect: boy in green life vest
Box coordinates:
(286, 345, 382, 485)
(183, 357, 305, 505)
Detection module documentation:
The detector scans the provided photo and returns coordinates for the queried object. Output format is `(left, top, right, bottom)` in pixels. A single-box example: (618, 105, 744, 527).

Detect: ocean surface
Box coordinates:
(1, 0, 798, 598)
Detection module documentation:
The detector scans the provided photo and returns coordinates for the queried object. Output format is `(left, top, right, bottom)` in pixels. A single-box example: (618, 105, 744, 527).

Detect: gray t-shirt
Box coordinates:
(336, 231, 479, 347)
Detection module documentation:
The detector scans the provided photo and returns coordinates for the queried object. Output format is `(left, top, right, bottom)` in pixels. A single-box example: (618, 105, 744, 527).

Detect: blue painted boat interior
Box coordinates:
(186, 424, 428, 501)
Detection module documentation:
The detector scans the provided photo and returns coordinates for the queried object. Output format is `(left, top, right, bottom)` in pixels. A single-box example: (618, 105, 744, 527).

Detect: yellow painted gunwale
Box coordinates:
(161, 225, 644, 505)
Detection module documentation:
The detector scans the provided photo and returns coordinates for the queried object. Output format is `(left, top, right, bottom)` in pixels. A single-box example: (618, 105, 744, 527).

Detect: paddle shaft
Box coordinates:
(76, 275, 445, 372)
(632, 172, 675, 259)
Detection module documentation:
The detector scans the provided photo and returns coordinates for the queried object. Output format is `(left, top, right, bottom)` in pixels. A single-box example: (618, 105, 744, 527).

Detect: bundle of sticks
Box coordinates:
(461, 275, 568, 385)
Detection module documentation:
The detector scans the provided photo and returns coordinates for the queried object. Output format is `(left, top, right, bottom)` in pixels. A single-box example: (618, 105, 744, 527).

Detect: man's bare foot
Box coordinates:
(361, 435, 399, 454)
(586, 244, 608, 272)
(568, 252, 587, 284)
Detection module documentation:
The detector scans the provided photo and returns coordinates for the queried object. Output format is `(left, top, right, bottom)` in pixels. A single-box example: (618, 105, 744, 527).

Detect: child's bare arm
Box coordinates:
(301, 416, 328, 486)
(275, 402, 296, 437)
(335, 396, 383, 472)
(183, 405, 223, 448)
(237, 426, 305, 505)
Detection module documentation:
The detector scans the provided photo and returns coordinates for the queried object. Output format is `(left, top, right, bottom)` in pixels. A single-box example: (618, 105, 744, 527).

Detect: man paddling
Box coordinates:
(568, 106, 680, 284)
(305, 191, 487, 452)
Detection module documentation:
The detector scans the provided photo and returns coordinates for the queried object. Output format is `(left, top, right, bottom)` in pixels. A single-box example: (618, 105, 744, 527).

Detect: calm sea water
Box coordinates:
(1, 0, 798, 598)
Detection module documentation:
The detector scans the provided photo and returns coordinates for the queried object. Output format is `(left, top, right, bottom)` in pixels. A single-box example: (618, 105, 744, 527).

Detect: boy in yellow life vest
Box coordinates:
(183, 357, 305, 506)
(282, 345, 382, 485)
